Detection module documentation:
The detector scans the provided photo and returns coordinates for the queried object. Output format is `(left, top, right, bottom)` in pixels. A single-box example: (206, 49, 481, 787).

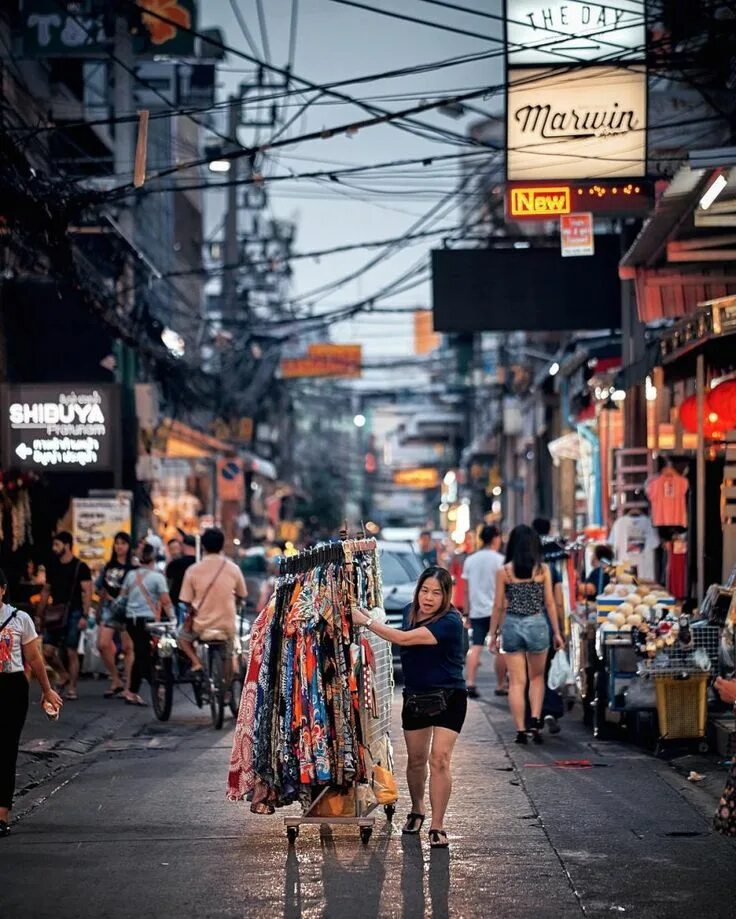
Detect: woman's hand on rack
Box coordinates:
(714, 676, 736, 705)
(352, 609, 372, 628)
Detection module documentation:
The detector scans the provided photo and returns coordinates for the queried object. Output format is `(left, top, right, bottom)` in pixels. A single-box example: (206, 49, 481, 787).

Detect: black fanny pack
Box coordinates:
(405, 688, 451, 718)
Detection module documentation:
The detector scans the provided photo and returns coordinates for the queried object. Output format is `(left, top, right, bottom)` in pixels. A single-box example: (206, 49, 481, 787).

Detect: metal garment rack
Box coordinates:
(282, 537, 396, 845)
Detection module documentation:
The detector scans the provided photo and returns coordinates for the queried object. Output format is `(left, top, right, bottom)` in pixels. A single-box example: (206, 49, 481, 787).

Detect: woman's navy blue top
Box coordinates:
(399, 604, 466, 691)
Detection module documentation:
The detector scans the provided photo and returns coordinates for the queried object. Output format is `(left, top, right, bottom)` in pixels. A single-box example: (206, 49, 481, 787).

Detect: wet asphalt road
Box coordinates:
(4, 669, 736, 918)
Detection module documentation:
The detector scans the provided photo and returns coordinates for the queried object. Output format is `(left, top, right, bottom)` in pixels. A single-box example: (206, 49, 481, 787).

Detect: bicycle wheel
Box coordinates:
(209, 645, 225, 730)
(230, 675, 243, 717)
(151, 657, 173, 722)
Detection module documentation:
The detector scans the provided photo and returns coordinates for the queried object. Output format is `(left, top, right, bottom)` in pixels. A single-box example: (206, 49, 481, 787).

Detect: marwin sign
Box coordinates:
(506, 66, 646, 180)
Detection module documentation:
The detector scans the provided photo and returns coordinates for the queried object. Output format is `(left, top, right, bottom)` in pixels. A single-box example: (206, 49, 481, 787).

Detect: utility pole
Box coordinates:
(222, 94, 241, 323)
(621, 223, 647, 447)
(114, 14, 135, 236)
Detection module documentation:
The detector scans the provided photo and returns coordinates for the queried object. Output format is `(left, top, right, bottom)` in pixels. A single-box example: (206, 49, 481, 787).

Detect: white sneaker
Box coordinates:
(545, 715, 561, 734)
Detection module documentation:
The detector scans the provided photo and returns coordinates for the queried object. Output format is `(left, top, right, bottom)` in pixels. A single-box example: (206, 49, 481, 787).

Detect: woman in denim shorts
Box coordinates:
(489, 525, 565, 745)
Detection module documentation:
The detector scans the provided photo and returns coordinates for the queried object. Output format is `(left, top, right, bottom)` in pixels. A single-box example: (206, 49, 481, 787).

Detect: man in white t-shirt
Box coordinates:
(462, 524, 505, 699)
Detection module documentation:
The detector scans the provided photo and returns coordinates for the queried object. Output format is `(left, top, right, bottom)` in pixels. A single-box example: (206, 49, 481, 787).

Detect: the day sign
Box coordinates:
(506, 1, 646, 64)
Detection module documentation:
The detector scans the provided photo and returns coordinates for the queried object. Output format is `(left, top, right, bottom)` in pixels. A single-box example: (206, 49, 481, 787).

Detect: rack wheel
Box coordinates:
(384, 804, 395, 823)
(360, 827, 372, 844)
(698, 741, 709, 754)
(287, 827, 298, 845)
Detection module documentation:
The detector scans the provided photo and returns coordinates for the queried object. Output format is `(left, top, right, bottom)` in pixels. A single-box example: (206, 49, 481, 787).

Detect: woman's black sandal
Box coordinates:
(429, 829, 449, 849)
(402, 812, 426, 834)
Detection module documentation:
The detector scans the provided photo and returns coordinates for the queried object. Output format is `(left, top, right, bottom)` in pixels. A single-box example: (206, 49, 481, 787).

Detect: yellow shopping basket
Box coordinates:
(654, 673, 708, 740)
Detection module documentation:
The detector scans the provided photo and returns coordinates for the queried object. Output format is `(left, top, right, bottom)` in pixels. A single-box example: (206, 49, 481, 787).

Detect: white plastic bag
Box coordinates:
(547, 649, 573, 691)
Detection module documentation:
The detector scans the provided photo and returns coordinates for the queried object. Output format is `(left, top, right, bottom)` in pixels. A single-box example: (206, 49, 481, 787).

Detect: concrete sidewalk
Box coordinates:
(4, 671, 736, 918)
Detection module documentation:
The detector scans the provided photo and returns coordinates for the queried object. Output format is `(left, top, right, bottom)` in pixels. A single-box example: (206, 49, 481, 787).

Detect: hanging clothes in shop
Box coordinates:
(647, 464, 689, 529)
(609, 512, 660, 582)
(226, 540, 382, 813)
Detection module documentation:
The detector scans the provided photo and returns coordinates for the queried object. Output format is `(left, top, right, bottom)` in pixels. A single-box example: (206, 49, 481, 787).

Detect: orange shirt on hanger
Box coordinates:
(647, 471, 689, 528)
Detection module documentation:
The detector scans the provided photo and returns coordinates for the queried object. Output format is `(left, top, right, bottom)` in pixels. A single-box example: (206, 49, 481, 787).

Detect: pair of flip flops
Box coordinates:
(402, 814, 449, 848)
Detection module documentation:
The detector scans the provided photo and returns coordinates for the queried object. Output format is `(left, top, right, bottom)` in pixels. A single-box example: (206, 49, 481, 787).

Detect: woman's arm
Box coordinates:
(489, 568, 507, 652)
(22, 639, 64, 709)
(351, 610, 437, 646)
(543, 566, 565, 650)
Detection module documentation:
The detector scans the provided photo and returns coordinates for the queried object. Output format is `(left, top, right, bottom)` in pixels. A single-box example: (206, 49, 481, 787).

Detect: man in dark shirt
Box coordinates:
(166, 535, 196, 624)
(39, 531, 93, 699)
(418, 531, 438, 568)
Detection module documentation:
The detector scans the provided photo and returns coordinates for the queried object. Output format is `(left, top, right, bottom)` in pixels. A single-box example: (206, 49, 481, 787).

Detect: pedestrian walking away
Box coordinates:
(38, 531, 93, 701)
(490, 525, 565, 745)
(461, 524, 506, 699)
(352, 566, 466, 849)
(165, 534, 197, 625)
(0, 568, 64, 837)
(178, 527, 247, 684)
(95, 532, 135, 698)
(118, 544, 174, 707)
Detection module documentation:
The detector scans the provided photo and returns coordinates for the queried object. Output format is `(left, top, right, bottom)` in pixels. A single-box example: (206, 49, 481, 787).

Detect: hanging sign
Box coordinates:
(506, 66, 647, 180)
(280, 344, 362, 379)
(506, 1, 646, 65)
(505, 180, 652, 221)
(217, 458, 245, 503)
(21, 0, 196, 57)
(1, 384, 118, 472)
(560, 213, 595, 256)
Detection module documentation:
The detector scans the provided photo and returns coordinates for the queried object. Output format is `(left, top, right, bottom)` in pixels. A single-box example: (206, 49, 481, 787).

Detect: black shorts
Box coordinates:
(470, 616, 491, 647)
(402, 689, 468, 734)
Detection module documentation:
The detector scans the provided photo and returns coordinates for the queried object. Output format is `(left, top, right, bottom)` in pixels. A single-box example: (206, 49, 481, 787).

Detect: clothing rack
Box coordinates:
(227, 535, 396, 845)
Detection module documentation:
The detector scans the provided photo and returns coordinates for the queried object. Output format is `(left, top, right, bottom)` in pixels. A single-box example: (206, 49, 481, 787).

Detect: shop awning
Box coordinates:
(657, 296, 736, 382)
(547, 431, 591, 464)
(158, 419, 233, 458)
(619, 161, 736, 322)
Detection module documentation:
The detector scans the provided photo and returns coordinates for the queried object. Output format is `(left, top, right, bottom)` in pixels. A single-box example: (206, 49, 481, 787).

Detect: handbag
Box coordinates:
(404, 688, 451, 718)
(44, 562, 81, 631)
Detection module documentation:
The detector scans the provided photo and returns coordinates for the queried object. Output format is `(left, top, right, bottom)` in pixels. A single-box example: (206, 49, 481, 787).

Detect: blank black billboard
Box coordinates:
(432, 237, 621, 332)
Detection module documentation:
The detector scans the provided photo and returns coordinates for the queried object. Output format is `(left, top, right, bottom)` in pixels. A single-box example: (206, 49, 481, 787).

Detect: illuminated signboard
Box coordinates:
(505, 180, 651, 220)
(506, 1, 646, 65)
(1, 383, 117, 472)
(392, 468, 441, 490)
(508, 186, 572, 218)
(507, 66, 647, 180)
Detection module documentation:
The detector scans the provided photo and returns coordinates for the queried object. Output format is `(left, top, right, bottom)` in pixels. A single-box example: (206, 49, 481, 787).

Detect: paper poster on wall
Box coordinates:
(506, 66, 647, 180)
(72, 495, 132, 579)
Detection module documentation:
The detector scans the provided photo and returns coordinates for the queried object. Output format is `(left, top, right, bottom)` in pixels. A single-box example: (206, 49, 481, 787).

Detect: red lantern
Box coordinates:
(708, 380, 736, 429)
(679, 394, 698, 433)
(679, 393, 726, 440)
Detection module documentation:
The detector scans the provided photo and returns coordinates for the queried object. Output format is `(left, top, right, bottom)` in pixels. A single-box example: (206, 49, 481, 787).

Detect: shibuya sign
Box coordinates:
(506, 1, 646, 65)
(506, 66, 647, 179)
(1, 384, 117, 472)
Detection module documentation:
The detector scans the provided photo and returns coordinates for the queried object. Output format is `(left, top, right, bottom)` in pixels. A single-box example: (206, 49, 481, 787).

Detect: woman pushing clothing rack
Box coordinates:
(352, 566, 466, 850)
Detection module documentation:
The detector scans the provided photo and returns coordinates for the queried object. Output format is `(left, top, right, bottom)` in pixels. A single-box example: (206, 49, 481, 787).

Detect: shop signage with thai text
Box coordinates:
(506, 66, 647, 180)
(506, 1, 646, 65)
(1, 383, 118, 472)
(561, 212, 595, 256)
